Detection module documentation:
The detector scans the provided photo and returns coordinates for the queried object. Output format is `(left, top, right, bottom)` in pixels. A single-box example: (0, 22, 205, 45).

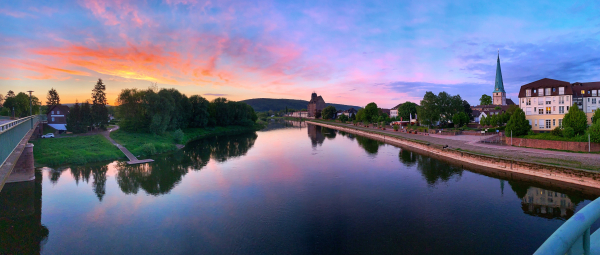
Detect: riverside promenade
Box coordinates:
(308, 120, 600, 171)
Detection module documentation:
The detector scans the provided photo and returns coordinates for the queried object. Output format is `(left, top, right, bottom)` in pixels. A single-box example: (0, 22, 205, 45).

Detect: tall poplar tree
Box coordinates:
(91, 79, 109, 129)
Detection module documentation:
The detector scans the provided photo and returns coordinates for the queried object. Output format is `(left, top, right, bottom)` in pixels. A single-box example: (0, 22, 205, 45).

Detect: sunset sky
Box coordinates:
(1, 0, 600, 108)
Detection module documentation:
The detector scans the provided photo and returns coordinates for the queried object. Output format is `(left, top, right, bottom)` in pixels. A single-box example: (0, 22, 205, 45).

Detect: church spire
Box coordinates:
(493, 51, 506, 93)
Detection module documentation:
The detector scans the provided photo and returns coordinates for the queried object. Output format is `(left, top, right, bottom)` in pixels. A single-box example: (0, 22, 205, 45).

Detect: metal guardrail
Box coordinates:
(0, 115, 40, 167)
(534, 197, 600, 255)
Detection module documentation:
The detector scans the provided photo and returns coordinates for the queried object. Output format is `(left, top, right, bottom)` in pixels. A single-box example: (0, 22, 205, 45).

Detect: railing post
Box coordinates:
(584, 228, 590, 255)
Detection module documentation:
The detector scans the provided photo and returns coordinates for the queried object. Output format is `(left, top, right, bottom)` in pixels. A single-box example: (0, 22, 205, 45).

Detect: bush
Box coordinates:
(551, 127, 563, 137)
(172, 129, 185, 143)
(592, 110, 600, 125)
(590, 121, 600, 143)
(528, 130, 535, 135)
(141, 143, 156, 155)
(393, 124, 399, 131)
(563, 127, 575, 138)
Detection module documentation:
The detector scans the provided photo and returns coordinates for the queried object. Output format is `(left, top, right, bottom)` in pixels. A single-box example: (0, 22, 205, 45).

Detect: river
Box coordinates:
(1, 120, 598, 254)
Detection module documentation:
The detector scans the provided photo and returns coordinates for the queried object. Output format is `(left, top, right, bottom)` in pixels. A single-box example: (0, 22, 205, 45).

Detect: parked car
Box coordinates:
(41, 133, 54, 138)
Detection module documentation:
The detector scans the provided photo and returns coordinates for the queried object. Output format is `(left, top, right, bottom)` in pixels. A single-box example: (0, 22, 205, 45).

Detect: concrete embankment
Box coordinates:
(308, 121, 600, 195)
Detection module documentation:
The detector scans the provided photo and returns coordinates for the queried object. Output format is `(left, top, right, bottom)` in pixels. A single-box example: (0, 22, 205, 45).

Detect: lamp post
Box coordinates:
(27, 90, 33, 129)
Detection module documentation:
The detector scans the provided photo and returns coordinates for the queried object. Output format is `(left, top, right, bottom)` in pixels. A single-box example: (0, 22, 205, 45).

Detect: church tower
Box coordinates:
(493, 52, 506, 105)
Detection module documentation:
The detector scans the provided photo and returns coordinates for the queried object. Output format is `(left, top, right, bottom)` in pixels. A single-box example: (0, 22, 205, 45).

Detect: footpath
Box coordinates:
(310, 120, 600, 171)
(102, 126, 154, 165)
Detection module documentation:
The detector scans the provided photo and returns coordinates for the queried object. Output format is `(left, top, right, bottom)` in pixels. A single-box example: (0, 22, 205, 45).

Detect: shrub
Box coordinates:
(563, 127, 575, 138)
(142, 143, 156, 155)
(527, 130, 535, 135)
(172, 129, 185, 143)
(593, 110, 600, 125)
(590, 121, 600, 143)
(393, 124, 399, 131)
(551, 127, 562, 137)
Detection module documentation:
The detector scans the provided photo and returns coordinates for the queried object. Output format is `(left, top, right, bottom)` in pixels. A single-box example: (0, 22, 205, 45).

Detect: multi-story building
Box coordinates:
(390, 103, 402, 118)
(572, 82, 600, 125)
(517, 78, 573, 131)
(307, 93, 326, 118)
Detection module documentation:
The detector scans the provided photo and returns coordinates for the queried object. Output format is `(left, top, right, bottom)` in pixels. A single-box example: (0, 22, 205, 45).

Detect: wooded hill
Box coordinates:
(241, 98, 361, 112)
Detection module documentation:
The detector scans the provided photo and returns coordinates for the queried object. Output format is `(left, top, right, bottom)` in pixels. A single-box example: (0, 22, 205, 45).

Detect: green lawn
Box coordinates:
(32, 134, 124, 166)
(111, 125, 258, 157)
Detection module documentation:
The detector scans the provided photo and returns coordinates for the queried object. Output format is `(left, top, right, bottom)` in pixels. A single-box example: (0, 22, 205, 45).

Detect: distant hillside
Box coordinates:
(241, 98, 362, 112)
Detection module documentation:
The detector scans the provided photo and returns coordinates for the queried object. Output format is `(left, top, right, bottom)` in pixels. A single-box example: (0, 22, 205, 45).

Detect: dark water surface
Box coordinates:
(1, 120, 599, 254)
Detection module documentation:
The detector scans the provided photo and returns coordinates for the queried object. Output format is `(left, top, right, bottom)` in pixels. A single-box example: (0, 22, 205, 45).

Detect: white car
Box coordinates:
(41, 133, 54, 138)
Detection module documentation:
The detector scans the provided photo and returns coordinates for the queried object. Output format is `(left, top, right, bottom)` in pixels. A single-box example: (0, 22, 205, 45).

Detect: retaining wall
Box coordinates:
(506, 137, 600, 152)
(308, 121, 600, 192)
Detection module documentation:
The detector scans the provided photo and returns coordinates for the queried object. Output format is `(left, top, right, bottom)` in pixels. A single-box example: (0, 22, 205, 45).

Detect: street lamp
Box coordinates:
(27, 90, 33, 129)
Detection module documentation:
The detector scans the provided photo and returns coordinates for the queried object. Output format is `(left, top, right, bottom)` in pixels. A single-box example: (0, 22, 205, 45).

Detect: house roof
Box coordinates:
(472, 110, 481, 116)
(47, 104, 70, 115)
(572, 82, 600, 97)
(506, 98, 515, 105)
(309, 95, 325, 104)
(518, 78, 572, 98)
(391, 103, 403, 110)
(379, 108, 391, 115)
(344, 108, 358, 113)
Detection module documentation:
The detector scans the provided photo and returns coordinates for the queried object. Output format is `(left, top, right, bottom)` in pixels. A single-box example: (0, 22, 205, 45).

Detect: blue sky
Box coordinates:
(1, 0, 600, 107)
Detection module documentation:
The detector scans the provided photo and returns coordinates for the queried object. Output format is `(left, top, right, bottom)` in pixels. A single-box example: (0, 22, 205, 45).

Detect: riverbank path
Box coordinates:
(311, 121, 600, 171)
(102, 126, 154, 165)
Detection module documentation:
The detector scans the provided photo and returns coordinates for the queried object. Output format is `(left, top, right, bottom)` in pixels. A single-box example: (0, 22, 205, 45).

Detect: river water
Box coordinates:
(1, 120, 598, 254)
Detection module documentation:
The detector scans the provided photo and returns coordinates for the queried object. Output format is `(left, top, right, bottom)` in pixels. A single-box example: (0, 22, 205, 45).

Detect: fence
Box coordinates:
(0, 115, 40, 167)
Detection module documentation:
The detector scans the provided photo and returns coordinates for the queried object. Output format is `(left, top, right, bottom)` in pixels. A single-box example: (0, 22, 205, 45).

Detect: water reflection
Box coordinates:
(307, 124, 325, 147)
(115, 132, 258, 196)
(398, 148, 463, 185)
(0, 170, 48, 254)
(261, 119, 306, 131)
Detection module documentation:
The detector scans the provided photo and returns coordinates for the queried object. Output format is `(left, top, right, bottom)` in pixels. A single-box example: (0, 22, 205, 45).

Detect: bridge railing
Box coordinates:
(0, 115, 40, 167)
(534, 197, 600, 255)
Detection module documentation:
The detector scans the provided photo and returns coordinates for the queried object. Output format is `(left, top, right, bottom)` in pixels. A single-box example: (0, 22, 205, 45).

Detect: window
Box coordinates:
(559, 106, 564, 114)
(553, 119, 555, 126)
(559, 96, 564, 104)
(539, 109, 544, 114)
(546, 97, 551, 105)
(526, 89, 531, 96)
(51, 111, 54, 114)
(51, 117, 55, 122)
(546, 120, 551, 129)
(526, 98, 531, 105)
(526, 107, 532, 115)
(57, 110, 60, 114)
(546, 107, 551, 114)
(593, 98, 597, 104)
(545, 88, 551, 95)
(539, 89, 544, 96)
(534, 120, 538, 127)
(559, 119, 563, 127)
(552, 88, 556, 92)
(539, 120, 544, 129)
(528, 119, 532, 126)
(567, 106, 570, 111)
(593, 90, 598, 96)
(588, 90, 592, 94)
(559, 87, 565, 95)
(588, 98, 590, 102)
(538, 98, 544, 105)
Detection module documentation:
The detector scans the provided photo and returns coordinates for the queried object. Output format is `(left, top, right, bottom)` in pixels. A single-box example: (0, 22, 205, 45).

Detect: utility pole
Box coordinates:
(27, 91, 34, 129)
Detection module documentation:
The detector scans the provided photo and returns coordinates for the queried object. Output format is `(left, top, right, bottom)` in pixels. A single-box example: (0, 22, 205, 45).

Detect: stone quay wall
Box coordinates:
(504, 137, 600, 153)
(308, 121, 600, 193)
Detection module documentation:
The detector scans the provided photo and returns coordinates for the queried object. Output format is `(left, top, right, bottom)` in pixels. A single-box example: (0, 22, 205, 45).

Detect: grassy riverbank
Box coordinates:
(111, 125, 259, 157)
(32, 135, 125, 166)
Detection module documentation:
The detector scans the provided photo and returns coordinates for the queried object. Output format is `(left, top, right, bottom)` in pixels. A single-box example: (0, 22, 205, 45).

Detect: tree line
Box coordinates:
(65, 79, 110, 133)
(1, 90, 41, 117)
(116, 86, 257, 135)
(417, 91, 472, 127)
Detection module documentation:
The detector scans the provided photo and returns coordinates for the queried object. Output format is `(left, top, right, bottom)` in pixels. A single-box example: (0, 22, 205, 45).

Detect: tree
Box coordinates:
(0, 92, 3, 107)
(363, 102, 379, 123)
(452, 112, 468, 127)
(589, 120, 600, 143)
(46, 88, 60, 111)
(91, 79, 109, 129)
(418, 91, 440, 127)
(436, 92, 463, 124)
(505, 108, 531, 136)
(5, 90, 15, 99)
(321, 105, 336, 119)
(479, 94, 492, 105)
(563, 103, 588, 135)
(592, 109, 600, 125)
(397, 102, 418, 120)
(338, 114, 349, 122)
(480, 116, 486, 126)
(189, 95, 210, 128)
(462, 100, 473, 120)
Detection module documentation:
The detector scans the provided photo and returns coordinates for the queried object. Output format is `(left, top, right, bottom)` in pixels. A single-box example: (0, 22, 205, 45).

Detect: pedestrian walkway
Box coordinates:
(102, 126, 154, 165)
(314, 121, 600, 170)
